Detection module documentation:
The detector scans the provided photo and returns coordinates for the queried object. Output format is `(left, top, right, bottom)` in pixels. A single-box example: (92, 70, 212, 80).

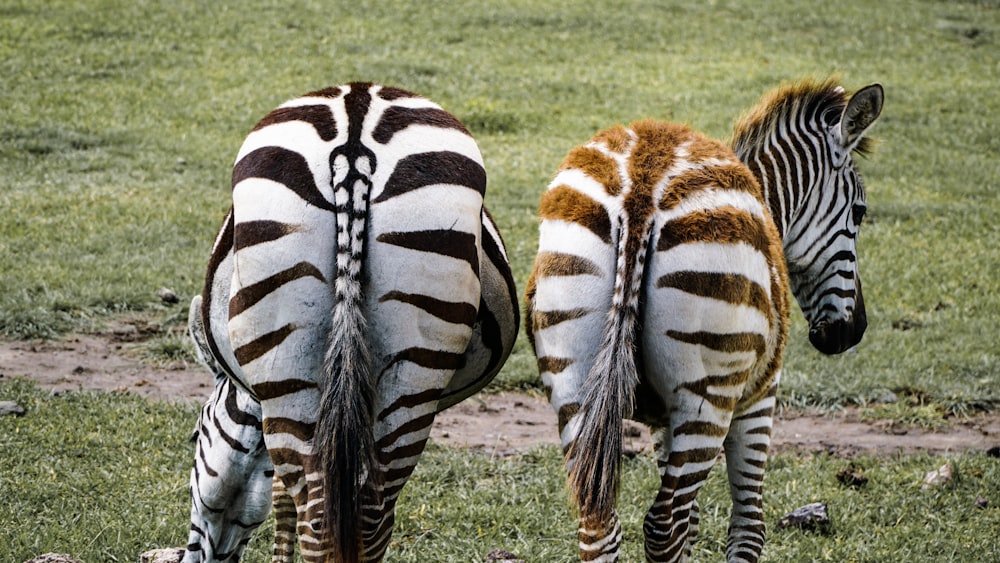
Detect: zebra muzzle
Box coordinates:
(808, 314, 867, 355)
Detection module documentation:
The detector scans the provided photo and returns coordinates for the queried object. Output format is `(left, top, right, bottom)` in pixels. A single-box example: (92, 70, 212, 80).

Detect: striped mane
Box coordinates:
(730, 77, 874, 157)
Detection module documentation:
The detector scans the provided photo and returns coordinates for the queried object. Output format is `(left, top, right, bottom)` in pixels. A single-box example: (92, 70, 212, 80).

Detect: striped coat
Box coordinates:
(526, 79, 882, 562)
(183, 82, 518, 562)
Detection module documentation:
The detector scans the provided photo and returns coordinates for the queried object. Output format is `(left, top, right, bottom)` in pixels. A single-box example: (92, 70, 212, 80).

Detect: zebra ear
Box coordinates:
(840, 83, 884, 149)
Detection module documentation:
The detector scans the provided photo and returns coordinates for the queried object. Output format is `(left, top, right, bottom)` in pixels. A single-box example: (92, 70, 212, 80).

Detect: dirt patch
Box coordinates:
(1, 332, 997, 458)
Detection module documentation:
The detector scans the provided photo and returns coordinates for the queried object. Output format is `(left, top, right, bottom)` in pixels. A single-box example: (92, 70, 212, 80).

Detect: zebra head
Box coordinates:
(782, 83, 884, 355)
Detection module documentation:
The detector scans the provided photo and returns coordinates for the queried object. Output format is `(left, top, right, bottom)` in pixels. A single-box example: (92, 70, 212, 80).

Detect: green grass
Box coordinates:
(1, 0, 998, 411)
(1, 379, 997, 562)
(3, 0, 999, 413)
(1, 1, 999, 558)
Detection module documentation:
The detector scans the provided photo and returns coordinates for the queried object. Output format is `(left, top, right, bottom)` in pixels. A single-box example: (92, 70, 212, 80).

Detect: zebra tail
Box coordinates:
(567, 213, 650, 524)
(315, 172, 381, 563)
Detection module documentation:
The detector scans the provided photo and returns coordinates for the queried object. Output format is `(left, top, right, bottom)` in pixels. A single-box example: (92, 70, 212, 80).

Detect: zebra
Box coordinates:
(182, 82, 519, 562)
(185, 295, 290, 562)
(524, 78, 883, 562)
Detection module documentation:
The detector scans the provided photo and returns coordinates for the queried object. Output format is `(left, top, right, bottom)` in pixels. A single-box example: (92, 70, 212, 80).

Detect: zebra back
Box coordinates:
(221, 82, 490, 562)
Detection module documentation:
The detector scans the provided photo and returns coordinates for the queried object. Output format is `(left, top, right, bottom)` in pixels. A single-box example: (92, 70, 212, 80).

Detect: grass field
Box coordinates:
(1, 0, 998, 560)
(1, 380, 997, 562)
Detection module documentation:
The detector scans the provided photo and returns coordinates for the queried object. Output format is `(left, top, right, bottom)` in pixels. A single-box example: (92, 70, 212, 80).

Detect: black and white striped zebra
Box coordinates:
(525, 78, 883, 562)
(182, 82, 518, 562)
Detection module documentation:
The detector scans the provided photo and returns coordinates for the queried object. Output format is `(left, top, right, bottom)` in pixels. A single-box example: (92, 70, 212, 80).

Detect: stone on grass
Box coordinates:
(777, 502, 832, 534)
(921, 462, 954, 489)
(0, 400, 26, 417)
(139, 548, 184, 563)
(157, 287, 180, 305)
(23, 555, 82, 563)
(486, 548, 525, 562)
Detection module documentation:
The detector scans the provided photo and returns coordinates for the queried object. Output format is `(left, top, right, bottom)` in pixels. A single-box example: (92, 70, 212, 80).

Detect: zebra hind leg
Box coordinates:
(183, 378, 274, 562)
(270, 474, 297, 563)
(643, 414, 730, 563)
(721, 389, 777, 563)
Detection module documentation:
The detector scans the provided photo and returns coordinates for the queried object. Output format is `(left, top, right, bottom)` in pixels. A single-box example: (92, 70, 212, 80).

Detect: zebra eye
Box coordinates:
(852, 204, 867, 226)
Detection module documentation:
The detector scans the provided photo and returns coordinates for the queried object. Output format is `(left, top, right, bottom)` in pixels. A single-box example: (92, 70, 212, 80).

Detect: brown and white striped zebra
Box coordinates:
(182, 82, 519, 562)
(525, 78, 883, 562)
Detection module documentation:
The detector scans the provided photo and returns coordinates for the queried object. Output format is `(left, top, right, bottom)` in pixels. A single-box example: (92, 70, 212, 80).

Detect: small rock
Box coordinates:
(140, 548, 185, 563)
(23, 554, 83, 563)
(874, 390, 897, 404)
(777, 502, 832, 533)
(986, 446, 1000, 458)
(157, 287, 180, 305)
(975, 496, 988, 509)
(922, 463, 954, 489)
(0, 400, 26, 417)
(485, 548, 525, 563)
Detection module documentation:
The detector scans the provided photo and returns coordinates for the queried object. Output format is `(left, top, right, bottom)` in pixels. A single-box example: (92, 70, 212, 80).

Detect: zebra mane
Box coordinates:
(730, 77, 875, 157)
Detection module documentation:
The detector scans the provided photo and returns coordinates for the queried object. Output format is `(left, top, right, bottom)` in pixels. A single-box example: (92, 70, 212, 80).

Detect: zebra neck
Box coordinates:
(732, 139, 819, 244)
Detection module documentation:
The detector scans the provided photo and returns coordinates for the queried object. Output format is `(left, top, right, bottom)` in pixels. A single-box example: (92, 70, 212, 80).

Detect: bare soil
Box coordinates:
(1, 328, 997, 458)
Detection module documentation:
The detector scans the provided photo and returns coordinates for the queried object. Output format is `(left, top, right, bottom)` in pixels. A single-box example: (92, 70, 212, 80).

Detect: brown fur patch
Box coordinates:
(684, 133, 733, 164)
(558, 402, 580, 434)
(667, 329, 766, 356)
(592, 124, 632, 154)
(676, 372, 754, 412)
(533, 251, 602, 278)
(263, 417, 315, 441)
(626, 120, 687, 196)
(537, 355, 574, 375)
(656, 271, 771, 317)
(656, 206, 773, 257)
(673, 420, 729, 438)
(538, 185, 613, 243)
(660, 162, 762, 210)
(531, 307, 593, 333)
(560, 146, 623, 195)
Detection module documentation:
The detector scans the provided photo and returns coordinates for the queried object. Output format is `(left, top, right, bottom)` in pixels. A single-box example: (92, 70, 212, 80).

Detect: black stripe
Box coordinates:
(233, 324, 296, 365)
(223, 381, 262, 429)
(379, 290, 477, 326)
(253, 378, 317, 401)
(376, 412, 437, 449)
(212, 409, 251, 454)
(376, 229, 479, 273)
(373, 151, 486, 203)
(251, 104, 338, 141)
(232, 146, 335, 212)
(438, 297, 504, 404)
(229, 261, 326, 318)
(233, 220, 300, 251)
(372, 106, 469, 144)
(379, 388, 442, 420)
(380, 347, 465, 374)
(201, 211, 240, 382)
